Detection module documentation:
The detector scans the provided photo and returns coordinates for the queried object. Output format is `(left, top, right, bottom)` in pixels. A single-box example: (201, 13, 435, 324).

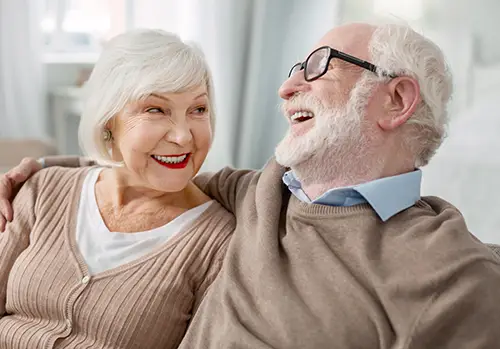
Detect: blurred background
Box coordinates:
(0, 0, 498, 243)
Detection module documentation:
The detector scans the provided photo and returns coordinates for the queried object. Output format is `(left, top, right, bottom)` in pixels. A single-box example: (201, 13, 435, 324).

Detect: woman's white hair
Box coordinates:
(366, 23, 453, 167)
(78, 29, 216, 166)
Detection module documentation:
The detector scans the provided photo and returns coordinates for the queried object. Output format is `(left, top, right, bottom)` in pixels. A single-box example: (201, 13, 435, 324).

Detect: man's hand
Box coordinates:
(0, 158, 42, 232)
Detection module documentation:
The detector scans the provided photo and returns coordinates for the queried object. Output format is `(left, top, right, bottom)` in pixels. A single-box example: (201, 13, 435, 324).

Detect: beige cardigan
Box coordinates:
(0, 167, 235, 349)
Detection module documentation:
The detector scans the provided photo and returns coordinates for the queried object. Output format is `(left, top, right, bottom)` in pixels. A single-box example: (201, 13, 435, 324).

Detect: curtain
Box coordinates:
(0, 0, 47, 139)
(134, 0, 342, 171)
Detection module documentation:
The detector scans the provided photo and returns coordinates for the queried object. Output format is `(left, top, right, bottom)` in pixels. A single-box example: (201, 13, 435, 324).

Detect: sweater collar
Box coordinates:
(280, 163, 421, 221)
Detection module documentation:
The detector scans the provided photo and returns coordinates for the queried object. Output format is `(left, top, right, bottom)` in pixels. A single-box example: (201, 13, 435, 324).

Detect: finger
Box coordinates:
(20, 157, 39, 169)
(9, 158, 38, 182)
(8, 170, 29, 183)
(0, 198, 13, 222)
(0, 176, 12, 200)
(0, 216, 5, 233)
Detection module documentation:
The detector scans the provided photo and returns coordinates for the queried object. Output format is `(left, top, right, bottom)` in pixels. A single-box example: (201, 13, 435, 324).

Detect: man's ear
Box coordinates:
(378, 76, 420, 131)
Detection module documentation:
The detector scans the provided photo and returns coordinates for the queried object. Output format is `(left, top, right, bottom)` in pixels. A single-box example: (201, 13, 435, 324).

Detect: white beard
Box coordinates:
(275, 93, 364, 170)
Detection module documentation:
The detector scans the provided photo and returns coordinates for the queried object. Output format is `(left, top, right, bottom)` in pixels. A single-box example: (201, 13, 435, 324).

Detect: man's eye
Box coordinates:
(145, 107, 164, 114)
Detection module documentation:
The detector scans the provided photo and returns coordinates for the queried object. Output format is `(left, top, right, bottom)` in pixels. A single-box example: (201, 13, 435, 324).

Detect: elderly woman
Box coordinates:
(0, 29, 234, 349)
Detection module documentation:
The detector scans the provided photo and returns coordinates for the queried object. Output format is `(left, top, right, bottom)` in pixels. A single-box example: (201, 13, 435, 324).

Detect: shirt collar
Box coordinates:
(282, 170, 422, 221)
(351, 170, 422, 221)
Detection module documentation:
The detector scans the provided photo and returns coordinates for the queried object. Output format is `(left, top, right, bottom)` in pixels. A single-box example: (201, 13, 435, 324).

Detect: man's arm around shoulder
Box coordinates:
(42, 156, 96, 168)
(193, 167, 259, 215)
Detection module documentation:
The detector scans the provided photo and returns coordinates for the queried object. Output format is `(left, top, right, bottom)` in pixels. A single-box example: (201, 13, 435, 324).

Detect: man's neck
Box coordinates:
(294, 168, 380, 201)
(292, 155, 415, 201)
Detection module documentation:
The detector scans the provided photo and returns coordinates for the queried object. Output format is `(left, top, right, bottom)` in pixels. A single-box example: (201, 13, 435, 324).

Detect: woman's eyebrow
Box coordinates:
(195, 92, 207, 98)
(149, 93, 170, 102)
(148, 92, 207, 101)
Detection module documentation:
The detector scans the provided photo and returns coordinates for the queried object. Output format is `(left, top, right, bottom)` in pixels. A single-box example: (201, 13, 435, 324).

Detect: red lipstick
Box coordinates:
(151, 153, 191, 169)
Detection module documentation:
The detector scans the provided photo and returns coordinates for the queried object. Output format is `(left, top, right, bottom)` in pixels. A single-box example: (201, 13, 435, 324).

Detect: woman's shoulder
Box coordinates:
(11, 167, 97, 224)
(37, 165, 95, 180)
(202, 199, 236, 223)
(191, 200, 235, 239)
(206, 200, 235, 223)
(26, 166, 97, 201)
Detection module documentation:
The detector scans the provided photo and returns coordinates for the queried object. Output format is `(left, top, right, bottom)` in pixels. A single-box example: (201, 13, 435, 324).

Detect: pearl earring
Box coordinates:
(103, 129, 113, 141)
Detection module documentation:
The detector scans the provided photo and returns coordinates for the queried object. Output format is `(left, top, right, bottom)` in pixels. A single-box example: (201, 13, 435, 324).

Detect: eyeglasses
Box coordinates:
(288, 46, 396, 82)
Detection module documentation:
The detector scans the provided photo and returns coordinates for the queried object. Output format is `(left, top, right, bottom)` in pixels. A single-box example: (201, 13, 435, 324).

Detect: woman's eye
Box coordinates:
(192, 106, 208, 115)
(145, 107, 164, 114)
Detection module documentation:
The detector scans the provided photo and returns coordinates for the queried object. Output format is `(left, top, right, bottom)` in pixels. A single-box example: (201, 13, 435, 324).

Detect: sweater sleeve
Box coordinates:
(42, 156, 96, 168)
(192, 229, 232, 314)
(0, 172, 41, 317)
(406, 260, 500, 349)
(193, 167, 258, 215)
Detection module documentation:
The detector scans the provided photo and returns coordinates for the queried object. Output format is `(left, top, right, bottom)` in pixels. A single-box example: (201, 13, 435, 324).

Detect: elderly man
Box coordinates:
(1, 22, 500, 348)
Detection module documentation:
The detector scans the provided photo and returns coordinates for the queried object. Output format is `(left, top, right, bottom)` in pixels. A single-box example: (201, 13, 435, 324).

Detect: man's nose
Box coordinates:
(278, 71, 311, 100)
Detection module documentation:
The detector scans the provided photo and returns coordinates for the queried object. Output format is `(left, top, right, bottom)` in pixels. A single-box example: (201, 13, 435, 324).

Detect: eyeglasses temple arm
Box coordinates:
(335, 50, 397, 78)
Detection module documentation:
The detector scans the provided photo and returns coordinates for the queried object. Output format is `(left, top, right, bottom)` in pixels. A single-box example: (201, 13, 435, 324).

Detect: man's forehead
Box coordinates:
(308, 23, 375, 61)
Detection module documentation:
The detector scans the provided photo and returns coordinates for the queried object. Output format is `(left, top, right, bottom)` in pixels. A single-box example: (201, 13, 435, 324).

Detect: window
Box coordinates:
(41, 0, 130, 56)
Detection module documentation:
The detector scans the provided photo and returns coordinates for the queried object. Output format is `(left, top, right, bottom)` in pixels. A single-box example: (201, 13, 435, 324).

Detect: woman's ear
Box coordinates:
(105, 117, 116, 133)
(104, 117, 124, 162)
(378, 76, 420, 131)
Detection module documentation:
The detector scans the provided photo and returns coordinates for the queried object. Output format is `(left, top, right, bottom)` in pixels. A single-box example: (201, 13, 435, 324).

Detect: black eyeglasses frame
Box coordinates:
(288, 46, 397, 82)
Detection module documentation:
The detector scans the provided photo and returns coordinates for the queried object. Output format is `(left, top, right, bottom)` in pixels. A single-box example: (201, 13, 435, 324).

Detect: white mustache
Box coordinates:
(281, 94, 328, 115)
(282, 94, 346, 120)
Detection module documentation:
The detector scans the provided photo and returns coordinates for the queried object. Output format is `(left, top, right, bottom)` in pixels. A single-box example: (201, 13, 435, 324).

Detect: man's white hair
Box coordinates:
(367, 23, 453, 167)
(78, 29, 216, 166)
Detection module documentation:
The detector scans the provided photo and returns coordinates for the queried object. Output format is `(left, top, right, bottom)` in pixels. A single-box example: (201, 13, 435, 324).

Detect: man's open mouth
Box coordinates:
(289, 110, 314, 124)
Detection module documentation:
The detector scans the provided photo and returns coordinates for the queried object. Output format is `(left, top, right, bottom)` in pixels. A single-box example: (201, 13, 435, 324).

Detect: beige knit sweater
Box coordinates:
(178, 158, 500, 349)
(0, 167, 235, 349)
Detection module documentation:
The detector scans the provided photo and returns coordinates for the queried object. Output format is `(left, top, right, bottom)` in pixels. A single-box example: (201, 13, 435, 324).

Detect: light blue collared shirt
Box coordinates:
(282, 170, 422, 221)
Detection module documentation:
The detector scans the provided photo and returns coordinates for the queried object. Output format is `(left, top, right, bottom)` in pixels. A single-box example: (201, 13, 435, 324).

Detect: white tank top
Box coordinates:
(76, 167, 213, 275)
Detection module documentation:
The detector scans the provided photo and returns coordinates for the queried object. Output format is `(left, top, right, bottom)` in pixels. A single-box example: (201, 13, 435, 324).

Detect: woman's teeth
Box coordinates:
(290, 111, 314, 122)
(152, 154, 188, 164)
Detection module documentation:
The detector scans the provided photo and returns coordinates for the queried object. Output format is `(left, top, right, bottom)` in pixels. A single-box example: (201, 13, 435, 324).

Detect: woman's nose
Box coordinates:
(166, 121, 193, 146)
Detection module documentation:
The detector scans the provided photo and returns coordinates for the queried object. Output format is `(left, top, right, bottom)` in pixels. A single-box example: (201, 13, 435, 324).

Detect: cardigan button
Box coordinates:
(82, 276, 90, 284)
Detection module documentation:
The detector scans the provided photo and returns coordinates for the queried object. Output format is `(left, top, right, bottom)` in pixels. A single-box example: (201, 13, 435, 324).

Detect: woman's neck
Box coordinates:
(94, 168, 211, 232)
(98, 168, 209, 209)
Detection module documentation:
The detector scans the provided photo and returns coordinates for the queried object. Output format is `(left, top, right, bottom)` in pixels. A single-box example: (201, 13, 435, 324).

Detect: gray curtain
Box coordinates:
(0, 0, 46, 139)
(183, 0, 343, 171)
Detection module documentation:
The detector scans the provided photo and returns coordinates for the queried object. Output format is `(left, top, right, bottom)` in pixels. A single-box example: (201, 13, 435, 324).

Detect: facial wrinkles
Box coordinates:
(124, 114, 167, 153)
(133, 95, 201, 129)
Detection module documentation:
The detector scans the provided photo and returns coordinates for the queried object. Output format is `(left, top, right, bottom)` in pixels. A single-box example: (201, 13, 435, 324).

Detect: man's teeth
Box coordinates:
(153, 154, 188, 164)
(290, 111, 314, 121)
